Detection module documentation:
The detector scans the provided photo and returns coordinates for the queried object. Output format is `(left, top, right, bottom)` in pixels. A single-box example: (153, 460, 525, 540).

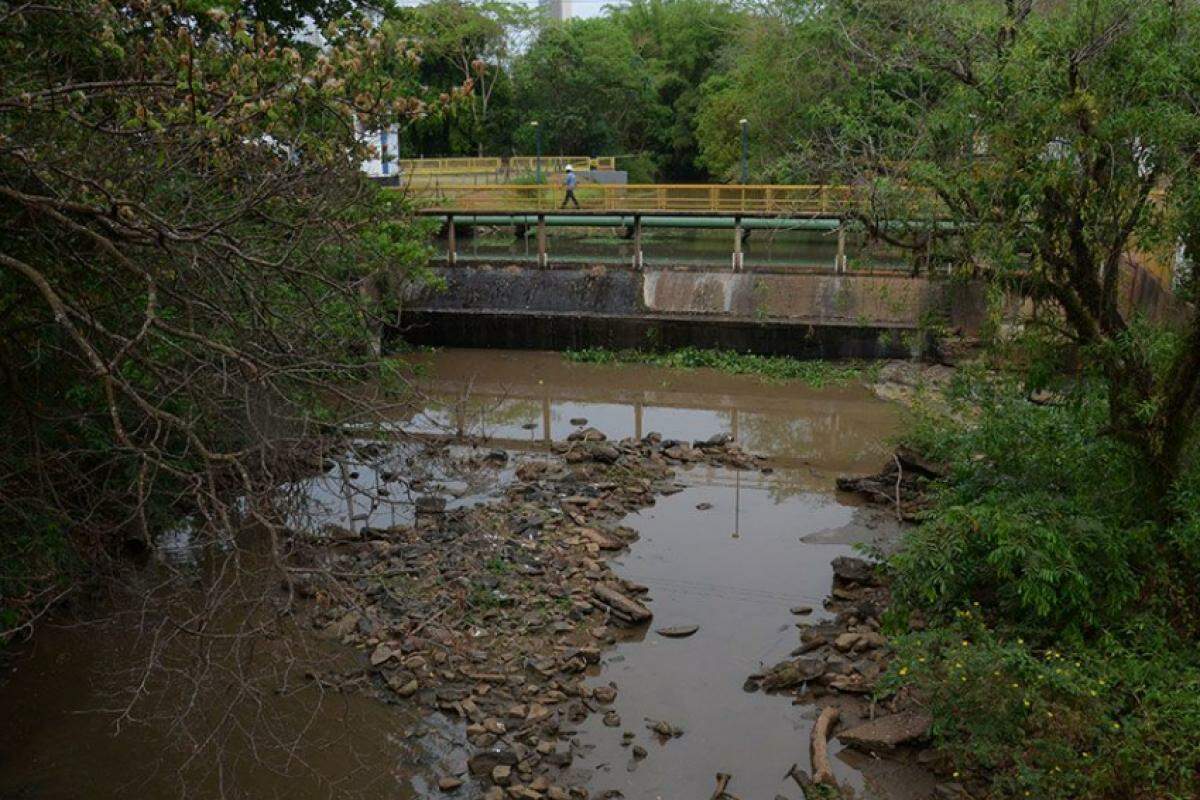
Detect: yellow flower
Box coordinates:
(899, 666, 909, 676)
(1112, 722, 1121, 730)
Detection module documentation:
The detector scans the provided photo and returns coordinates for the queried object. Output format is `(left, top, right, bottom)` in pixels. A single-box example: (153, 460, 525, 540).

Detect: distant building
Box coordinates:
(540, 0, 571, 21)
(359, 124, 399, 178)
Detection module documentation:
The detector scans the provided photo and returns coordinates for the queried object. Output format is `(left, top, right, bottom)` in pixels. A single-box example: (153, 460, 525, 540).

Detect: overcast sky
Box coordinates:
(387, 0, 621, 20)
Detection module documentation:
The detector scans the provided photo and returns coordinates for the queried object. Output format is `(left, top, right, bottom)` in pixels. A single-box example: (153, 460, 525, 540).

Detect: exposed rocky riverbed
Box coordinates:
(293, 432, 771, 798)
(0, 349, 941, 800)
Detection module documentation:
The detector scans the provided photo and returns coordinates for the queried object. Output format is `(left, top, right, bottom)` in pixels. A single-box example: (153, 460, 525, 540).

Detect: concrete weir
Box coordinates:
(397, 264, 984, 358)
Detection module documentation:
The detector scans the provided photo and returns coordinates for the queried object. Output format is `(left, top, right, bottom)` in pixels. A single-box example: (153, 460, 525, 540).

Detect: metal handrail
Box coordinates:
(508, 156, 616, 173)
(396, 157, 502, 173)
(405, 183, 857, 215)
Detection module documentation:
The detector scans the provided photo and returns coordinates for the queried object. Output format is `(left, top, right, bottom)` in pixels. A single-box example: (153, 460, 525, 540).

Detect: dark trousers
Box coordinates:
(561, 189, 580, 209)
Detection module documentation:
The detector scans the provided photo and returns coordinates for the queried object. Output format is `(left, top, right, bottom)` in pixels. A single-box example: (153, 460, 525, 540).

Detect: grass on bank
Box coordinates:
(881, 369, 1200, 800)
(564, 346, 879, 387)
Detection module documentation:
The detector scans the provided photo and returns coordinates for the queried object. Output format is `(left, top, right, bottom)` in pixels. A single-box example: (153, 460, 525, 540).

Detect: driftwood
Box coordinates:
(710, 772, 731, 800)
(810, 706, 840, 786)
(835, 447, 944, 521)
(590, 583, 653, 624)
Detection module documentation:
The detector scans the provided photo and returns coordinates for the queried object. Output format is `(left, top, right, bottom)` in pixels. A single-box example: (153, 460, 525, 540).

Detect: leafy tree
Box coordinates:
(512, 17, 662, 156)
(713, 0, 1200, 497)
(391, 0, 532, 156)
(609, 0, 746, 179)
(0, 1, 442, 632)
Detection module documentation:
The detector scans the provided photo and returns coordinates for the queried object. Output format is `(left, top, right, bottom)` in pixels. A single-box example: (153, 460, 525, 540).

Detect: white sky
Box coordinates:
(387, 0, 623, 19)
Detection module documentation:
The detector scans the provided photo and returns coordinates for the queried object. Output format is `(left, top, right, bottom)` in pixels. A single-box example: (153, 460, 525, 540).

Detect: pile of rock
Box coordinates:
(293, 429, 768, 797)
(750, 554, 933, 762)
(835, 447, 945, 521)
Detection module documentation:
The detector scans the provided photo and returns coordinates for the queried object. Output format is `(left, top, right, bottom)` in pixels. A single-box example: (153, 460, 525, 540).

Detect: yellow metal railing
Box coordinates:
(407, 183, 856, 215)
(396, 157, 501, 174)
(508, 156, 615, 174)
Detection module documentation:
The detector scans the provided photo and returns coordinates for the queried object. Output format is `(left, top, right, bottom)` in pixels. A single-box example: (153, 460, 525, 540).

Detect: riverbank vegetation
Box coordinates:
(564, 347, 877, 387)
(784, 1, 1200, 796)
(0, 2, 437, 641)
(883, 368, 1200, 799)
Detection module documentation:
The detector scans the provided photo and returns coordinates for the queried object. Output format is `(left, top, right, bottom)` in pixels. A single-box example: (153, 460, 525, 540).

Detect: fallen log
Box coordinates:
(710, 772, 731, 800)
(810, 706, 840, 786)
(591, 583, 652, 624)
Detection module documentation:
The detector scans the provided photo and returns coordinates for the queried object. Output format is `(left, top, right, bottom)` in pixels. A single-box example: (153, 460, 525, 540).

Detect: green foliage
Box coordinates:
(0, 0, 438, 630)
(512, 18, 664, 157)
(885, 614, 1200, 800)
(887, 365, 1200, 798)
(890, 373, 1186, 638)
(563, 346, 877, 387)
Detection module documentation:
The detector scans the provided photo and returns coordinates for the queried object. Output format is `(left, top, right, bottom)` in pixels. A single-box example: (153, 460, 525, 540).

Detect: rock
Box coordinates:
(567, 427, 606, 442)
(592, 685, 617, 704)
(439, 777, 463, 792)
(855, 631, 887, 651)
(569, 417, 588, 426)
(645, 719, 684, 738)
(580, 528, 625, 551)
(389, 676, 419, 697)
(655, 625, 699, 638)
(790, 605, 814, 615)
(761, 658, 826, 690)
(483, 718, 507, 735)
(370, 643, 396, 666)
(416, 495, 447, 514)
(697, 433, 733, 448)
(468, 748, 518, 777)
(831, 556, 879, 586)
(631, 745, 647, 760)
(485, 449, 508, 463)
(491, 765, 512, 786)
(695, 502, 713, 511)
(834, 632, 862, 652)
(602, 710, 621, 727)
(837, 711, 933, 752)
(587, 443, 621, 464)
(323, 610, 360, 639)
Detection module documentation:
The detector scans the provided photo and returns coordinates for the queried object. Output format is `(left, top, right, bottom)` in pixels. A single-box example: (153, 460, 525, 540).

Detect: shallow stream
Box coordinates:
(0, 349, 933, 800)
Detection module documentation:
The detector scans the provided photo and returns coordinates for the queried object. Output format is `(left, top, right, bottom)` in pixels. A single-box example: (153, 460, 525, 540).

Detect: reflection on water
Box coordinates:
(0, 348, 923, 800)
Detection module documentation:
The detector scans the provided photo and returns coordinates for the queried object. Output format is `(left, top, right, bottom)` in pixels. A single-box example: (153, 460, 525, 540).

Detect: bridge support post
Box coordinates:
(447, 215, 457, 266)
(632, 214, 643, 270)
(732, 216, 743, 272)
(836, 221, 846, 273)
(537, 214, 547, 268)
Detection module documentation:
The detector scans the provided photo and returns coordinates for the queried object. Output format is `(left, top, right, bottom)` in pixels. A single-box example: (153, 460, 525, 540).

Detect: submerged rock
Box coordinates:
(655, 624, 699, 638)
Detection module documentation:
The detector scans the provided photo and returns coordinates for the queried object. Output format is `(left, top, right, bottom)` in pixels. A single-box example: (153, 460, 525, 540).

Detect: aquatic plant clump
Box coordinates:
(564, 347, 879, 387)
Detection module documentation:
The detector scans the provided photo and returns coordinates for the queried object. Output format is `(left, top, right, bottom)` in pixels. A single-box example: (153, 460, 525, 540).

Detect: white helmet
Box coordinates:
(565, 164, 573, 171)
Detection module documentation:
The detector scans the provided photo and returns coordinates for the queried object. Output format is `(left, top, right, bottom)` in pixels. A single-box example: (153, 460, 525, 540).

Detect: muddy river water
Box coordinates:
(0, 349, 934, 800)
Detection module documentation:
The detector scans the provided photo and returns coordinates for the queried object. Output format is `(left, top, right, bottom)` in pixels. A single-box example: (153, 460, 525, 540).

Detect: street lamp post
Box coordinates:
(531, 121, 542, 184)
(739, 118, 749, 184)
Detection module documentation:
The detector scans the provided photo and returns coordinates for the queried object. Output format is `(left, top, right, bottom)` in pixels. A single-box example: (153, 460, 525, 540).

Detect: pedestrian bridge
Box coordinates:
(405, 183, 856, 217)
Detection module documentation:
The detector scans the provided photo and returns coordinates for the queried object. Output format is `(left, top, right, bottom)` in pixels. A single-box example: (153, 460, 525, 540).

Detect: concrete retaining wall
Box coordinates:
(401, 264, 986, 358)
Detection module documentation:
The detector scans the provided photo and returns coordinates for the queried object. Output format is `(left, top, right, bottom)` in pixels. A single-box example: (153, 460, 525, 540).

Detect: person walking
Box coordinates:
(561, 164, 580, 209)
